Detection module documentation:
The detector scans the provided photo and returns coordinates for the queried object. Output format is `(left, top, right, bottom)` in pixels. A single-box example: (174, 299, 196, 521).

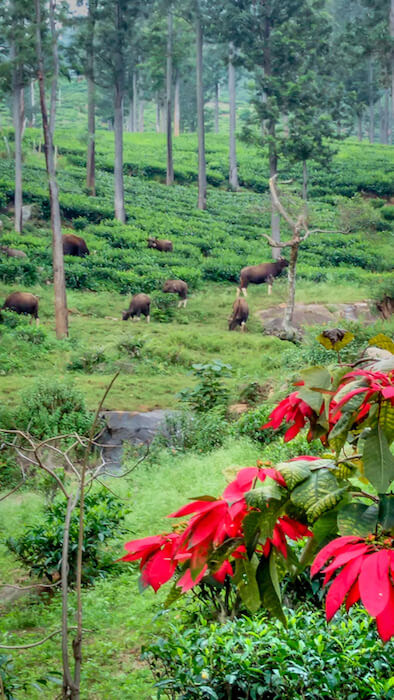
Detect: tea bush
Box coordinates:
(158, 408, 230, 454)
(144, 606, 393, 699)
(6, 489, 130, 584)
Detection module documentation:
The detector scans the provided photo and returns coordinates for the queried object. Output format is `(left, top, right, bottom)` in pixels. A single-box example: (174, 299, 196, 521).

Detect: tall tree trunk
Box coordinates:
(127, 95, 134, 132)
(138, 99, 144, 132)
(35, 0, 68, 339)
(132, 72, 138, 134)
(368, 58, 374, 143)
(114, 84, 125, 223)
(86, 0, 96, 196)
(174, 73, 180, 137)
(12, 56, 23, 234)
(155, 95, 160, 133)
(49, 0, 58, 139)
(264, 16, 280, 258)
(214, 81, 219, 133)
(196, 6, 206, 210)
(357, 114, 362, 141)
(283, 242, 299, 335)
(29, 80, 36, 127)
(302, 160, 308, 202)
(166, 8, 174, 185)
(384, 89, 389, 144)
(390, 0, 394, 144)
(228, 42, 239, 191)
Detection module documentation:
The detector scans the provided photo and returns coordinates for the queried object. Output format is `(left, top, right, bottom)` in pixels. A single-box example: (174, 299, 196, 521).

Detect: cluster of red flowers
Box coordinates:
(120, 465, 311, 593)
(311, 535, 394, 642)
(262, 369, 394, 444)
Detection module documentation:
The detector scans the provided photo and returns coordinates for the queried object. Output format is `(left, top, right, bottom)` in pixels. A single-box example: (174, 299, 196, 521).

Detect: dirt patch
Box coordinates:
(259, 301, 376, 332)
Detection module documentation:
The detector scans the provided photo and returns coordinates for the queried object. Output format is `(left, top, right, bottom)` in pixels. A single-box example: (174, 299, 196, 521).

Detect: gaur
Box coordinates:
(63, 233, 90, 257)
(237, 259, 288, 297)
(228, 298, 249, 331)
(122, 293, 151, 322)
(0, 246, 27, 259)
(147, 237, 173, 252)
(163, 279, 188, 308)
(1, 291, 39, 326)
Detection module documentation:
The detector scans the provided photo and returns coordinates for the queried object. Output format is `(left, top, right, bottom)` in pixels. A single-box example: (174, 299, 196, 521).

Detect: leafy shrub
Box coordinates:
(338, 193, 382, 233)
(380, 204, 394, 221)
(150, 291, 177, 323)
(0, 653, 32, 699)
(117, 336, 145, 358)
(158, 409, 230, 454)
(233, 404, 283, 444)
(144, 606, 393, 699)
(72, 216, 89, 230)
(178, 361, 232, 413)
(6, 489, 129, 584)
(17, 378, 93, 439)
(0, 258, 38, 285)
(67, 346, 108, 372)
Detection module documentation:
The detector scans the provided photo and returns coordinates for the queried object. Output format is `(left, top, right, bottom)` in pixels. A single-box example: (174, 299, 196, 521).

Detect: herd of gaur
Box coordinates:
(1, 233, 289, 331)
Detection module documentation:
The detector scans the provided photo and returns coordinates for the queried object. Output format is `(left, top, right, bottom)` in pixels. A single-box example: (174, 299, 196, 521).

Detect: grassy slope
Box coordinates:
(0, 439, 262, 700)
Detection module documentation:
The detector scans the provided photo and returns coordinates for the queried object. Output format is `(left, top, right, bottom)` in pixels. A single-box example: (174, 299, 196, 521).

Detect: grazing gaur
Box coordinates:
(1, 291, 39, 326)
(122, 293, 151, 322)
(163, 279, 188, 308)
(228, 298, 249, 331)
(147, 237, 173, 252)
(0, 245, 27, 259)
(62, 233, 90, 257)
(237, 258, 288, 297)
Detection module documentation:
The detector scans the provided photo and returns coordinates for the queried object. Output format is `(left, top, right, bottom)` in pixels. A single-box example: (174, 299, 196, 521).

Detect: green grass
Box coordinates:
(0, 438, 262, 699)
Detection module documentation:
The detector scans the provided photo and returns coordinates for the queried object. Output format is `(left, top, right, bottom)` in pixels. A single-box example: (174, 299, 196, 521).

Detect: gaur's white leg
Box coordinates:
(178, 300, 182, 308)
(183, 299, 187, 308)
(241, 321, 246, 332)
(36, 317, 40, 328)
(236, 287, 241, 298)
(268, 283, 272, 296)
(146, 315, 150, 323)
(242, 287, 247, 297)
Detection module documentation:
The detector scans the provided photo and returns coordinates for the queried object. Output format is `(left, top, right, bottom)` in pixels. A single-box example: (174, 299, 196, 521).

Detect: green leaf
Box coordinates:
(242, 511, 263, 558)
(297, 387, 323, 413)
(368, 333, 394, 355)
(363, 425, 394, 493)
(245, 480, 285, 509)
(290, 470, 347, 522)
(312, 509, 339, 545)
(163, 584, 183, 608)
(256, 554, 287, 626)
(300, 366, 332, 390)
(378, 401, 394, 445)
(276, 460, 311, 490)
(238, 555, 261, 613)
(317, 330, 354, 351)
(337, 502, 379, 537)
(378, 494, 394, 534)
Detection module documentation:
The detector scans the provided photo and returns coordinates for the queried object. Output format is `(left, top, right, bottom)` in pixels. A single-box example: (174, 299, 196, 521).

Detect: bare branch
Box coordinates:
(0, 478, 25, 502)
(262, 233, 292, 249)
(269, 175, 297, 232)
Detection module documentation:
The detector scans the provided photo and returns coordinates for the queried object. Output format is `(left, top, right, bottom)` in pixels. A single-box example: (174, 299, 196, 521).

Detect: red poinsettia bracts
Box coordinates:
(311, 535, 394, 642)
(261, 390, 316, 442)
(331, 369, 394, 424)
(262, 516, 313, 558)
(119, 533, 180, 592)
(222, 466, 286, 505)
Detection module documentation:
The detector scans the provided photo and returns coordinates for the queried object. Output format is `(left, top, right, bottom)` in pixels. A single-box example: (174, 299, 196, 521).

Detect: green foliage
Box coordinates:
(67, 346, 108, 373)
(158, 409, 230, 454)
(178, 361, 232, 413)
(150, 291, 177, 324)
(0, 653, 31, 699)
(6, 489, 129, 584)
(144, 607, 393, 699)
(233, 404, 283, 444)
(17, 378, 93, 439)
(338, 193, 383, 233)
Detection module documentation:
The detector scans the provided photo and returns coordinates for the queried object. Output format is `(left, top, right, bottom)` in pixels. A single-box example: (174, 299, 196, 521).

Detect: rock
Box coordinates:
(363, 346, 394, 361)
(0, 219, 3, 229)
(22, 204, 33, 224)
(99, 409, 175, 473)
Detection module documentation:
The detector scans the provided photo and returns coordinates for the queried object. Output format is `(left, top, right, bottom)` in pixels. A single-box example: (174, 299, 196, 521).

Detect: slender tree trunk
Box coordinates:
(155, 96, 160, 133)
(174, 73, 180, 137)
(114, 84, 125, 223)
(29, 80, 35, 127)
(384, 89, 389, 144)
(368, 58, 374, 143)
(86, 0, 96, 196)
(283, 241, 299, 335)
(357, 114, 362, 141)
(196, 6, 207, 210)
(138, 99, 144, 132)
(49, 0, 58, 139)
(35, 0, 68, 338)
(214, 81, 219, 134)
(166, 8, 174, 185)
(132, 72, 138, 134)
(127, 95, 134, 132)
(390, 0, 394, 144)
(228, 42, 239, 191)
(282, 113, 289, 137)
(12, 58, 23, 233)
(264, 16, 280, 258)
(160, 101, 166, 133)
(302, 161, 308, 202)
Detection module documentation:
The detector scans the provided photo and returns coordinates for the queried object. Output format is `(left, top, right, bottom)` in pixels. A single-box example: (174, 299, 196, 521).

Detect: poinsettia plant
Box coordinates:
(120, 334, 394, 641)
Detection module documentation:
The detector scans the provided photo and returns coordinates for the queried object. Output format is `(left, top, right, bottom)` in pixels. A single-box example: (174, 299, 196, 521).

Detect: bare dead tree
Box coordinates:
(265, 176, 339, 338)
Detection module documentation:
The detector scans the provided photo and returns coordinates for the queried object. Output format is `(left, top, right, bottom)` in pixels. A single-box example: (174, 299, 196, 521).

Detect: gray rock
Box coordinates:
(98, 409, 173, 473)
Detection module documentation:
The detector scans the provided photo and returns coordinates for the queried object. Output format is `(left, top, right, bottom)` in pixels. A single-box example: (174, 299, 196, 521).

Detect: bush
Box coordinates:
(178, 361, 232, 413)
(158, 408, 230, 454)
(150, 291, 177, 323)
(233, 404, 283, 444)
(6, 489, 129, 584)
(338, 193, 382, 233)
(67, 346, 108, 372)
(144, 606, 393, 699)
(17, 378, 93, 440)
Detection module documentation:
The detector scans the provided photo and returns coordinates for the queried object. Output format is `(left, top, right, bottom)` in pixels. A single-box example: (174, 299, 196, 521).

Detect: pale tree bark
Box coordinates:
(35, 0, 68, 339)
(49, 0, 58, 140)
(264, 16, 280, 259)
(155, 95, 160, 133)
(113, 1, 126, 223)
(174, 72, 180, 136)
(86, 0, 97, 196)
(12, 51, 23, 233)
(368, 58, 374, 143)
(390, 0, 394, 144)
(384, 89, 390, 144)
(166, 8, 174, 185)
(214, 81, 219, 133)
(127, 95, 134, 132)
(228, 42, 239, 191)
(29, 81, 36, 127)
(138, 99, 144, 132)
(132, 71, 138, 134)
(196, 4, 207, 210)
(357, 114, 362, 141)
(302, 160, 308, 202)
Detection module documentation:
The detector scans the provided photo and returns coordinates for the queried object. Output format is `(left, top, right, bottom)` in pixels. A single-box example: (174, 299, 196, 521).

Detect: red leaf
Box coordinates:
(325, 556, 363, 621)
(345, 578, 360, 610)
(323, 544, 371, 575)
(167, 499, 219, 519)
(359, 550, 391, 617)
(376, 585, 394, 643)
(176, 564, 208, 592)
(141, 545, 177, 592)
(311, 536, 363, 577)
